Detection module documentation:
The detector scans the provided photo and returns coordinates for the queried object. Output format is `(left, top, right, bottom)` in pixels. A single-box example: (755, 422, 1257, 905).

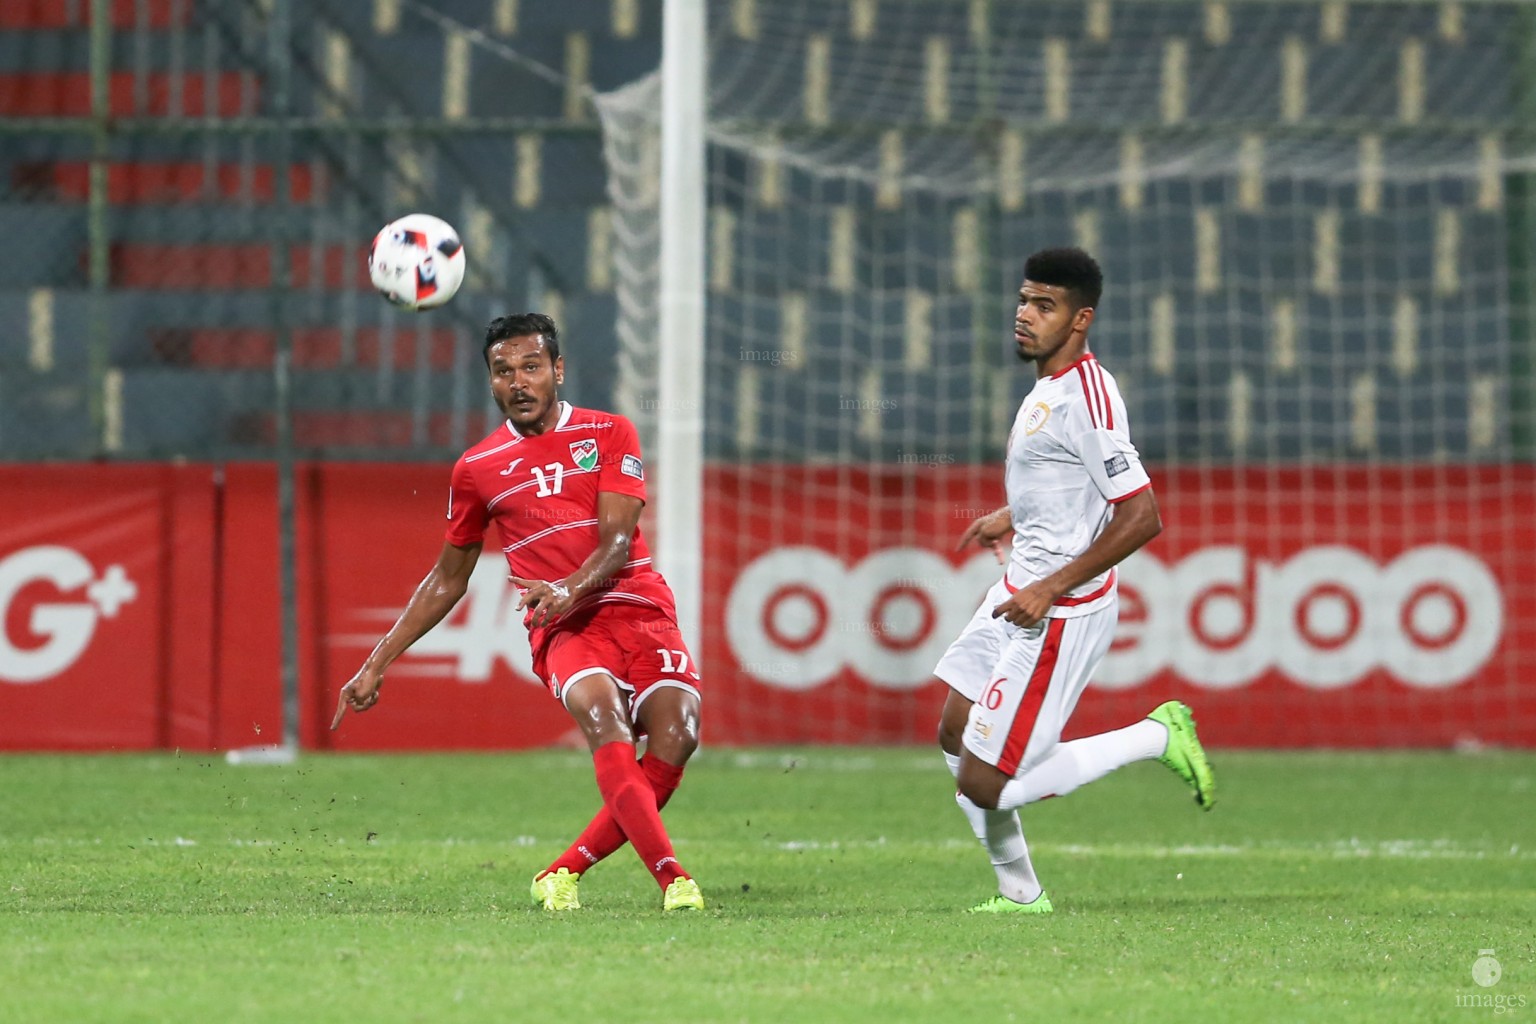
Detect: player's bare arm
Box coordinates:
(957, 506, 1011, 563)
(512, 491, 644, 630)
(991, 488, 1161, 628)
(332, 539, 482, 728)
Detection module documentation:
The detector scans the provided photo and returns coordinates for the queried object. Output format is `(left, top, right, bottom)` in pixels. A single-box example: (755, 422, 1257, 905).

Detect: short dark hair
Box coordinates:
(1023, 248, 1103, 310)
(483, 312, 560, 366)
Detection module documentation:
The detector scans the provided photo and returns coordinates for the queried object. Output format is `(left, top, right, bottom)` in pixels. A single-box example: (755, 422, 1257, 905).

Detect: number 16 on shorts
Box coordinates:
(962, 610, 1115, 776)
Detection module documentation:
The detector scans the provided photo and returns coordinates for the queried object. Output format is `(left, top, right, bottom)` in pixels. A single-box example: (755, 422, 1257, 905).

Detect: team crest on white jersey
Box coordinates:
(1024, 402, 1052, 435)
(569, 439, 599, 471)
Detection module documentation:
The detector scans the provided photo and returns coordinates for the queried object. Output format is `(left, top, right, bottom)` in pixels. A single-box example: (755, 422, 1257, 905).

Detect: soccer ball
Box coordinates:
(367, 213, 466, 311)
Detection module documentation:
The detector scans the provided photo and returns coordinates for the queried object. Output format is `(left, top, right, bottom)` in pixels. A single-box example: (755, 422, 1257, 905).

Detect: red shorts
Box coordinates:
(538, 601, 702, 715)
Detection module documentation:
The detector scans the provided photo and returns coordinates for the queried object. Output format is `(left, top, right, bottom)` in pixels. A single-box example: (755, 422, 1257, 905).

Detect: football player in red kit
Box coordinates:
(334, 313, 704, 913)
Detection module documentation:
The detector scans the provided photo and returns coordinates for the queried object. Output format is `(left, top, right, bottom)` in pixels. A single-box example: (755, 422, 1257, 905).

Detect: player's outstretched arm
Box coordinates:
(332, 539, 482, 728)
(992, 489, 1161, 628)
(513, 492, 643, 630)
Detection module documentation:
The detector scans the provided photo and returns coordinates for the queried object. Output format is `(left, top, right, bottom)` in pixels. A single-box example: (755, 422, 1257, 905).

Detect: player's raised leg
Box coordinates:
(956, 612, 1215, 816)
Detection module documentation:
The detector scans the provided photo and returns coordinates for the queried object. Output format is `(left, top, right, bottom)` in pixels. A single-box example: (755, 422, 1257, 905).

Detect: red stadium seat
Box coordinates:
(150, 327, 461, 372)
(26, 162, 323, 204)
(0, 0, 192, 30)
(0, 72, 256, 117)
(106, 244, 373, 290)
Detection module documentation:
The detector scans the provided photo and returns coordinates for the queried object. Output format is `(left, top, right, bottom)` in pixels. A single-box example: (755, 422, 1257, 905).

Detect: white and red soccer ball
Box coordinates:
(367, 213, 466, 311)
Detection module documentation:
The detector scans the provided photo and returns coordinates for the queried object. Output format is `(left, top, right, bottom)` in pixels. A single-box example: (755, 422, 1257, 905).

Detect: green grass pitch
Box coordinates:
(1, 748, 1532, 1022)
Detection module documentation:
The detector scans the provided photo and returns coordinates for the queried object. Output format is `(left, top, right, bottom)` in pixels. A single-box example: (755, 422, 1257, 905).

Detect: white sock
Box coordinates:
(945, 751, 1042, 904)
(996, 718, 1168, 811)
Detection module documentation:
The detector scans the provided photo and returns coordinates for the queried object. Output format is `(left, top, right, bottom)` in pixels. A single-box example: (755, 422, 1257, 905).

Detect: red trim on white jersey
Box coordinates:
(1073, 363, 1101, 428)
(1047, 352, 1116, 431)
(1004, 567, 1118, 607)
(1107, 481, 1151, 505)
(1047, 351, 1096, 380)
(1091, 360, 1113, 429)
(1052, 568, 1117, 607)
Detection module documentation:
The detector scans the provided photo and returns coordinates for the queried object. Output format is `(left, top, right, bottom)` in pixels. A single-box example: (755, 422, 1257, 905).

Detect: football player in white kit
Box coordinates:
(933, 248, 1215, 914)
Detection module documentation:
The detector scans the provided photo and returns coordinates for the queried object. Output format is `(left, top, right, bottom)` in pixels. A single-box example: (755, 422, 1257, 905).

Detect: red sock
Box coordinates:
(587, 742, 687, 889)
(640, 752, 686, 809)
(544, 753, 685, 877)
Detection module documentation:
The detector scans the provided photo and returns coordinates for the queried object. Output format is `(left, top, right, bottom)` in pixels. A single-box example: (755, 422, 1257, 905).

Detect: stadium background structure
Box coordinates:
(0, 0, 1533, 753)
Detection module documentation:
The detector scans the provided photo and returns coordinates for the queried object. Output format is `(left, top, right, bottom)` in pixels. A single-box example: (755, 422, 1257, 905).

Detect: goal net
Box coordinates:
(599, 0, 1536, 747)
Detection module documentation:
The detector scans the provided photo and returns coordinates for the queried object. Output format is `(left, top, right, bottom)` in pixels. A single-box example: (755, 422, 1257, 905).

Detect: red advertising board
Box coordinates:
(703, 465, 1536, 748)
(2, 462, 1532, 750)
(0, 464, 215, 750)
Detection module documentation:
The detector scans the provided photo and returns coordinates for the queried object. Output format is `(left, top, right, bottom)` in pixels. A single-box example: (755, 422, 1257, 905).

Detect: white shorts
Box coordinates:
(935, 583, 1118, 777)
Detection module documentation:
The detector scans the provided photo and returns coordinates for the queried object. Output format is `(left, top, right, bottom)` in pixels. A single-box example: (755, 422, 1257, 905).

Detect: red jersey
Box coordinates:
(444, 402, 678, 671)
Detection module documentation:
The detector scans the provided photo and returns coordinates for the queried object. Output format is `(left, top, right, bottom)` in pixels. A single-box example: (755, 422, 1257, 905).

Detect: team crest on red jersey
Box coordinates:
(569, 439, 599, 471)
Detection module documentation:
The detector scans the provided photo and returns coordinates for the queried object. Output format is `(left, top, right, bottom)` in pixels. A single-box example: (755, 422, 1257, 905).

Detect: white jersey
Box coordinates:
(1003, 351, 1150, 618)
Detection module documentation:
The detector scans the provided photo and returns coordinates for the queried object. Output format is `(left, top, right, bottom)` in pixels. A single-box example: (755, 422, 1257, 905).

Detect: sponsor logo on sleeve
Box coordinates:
(1104, 454, 1130, 478)
(622, 454, 644, 480)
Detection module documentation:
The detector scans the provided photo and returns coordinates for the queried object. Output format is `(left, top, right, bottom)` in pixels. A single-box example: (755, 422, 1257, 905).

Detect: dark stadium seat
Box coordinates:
(585, 39, 660, 94)
(0, 202, 86, 286)
(536, 135, 609, 205)
(118, 367, 236, 455)
(1309, 42, 1399, 122)
(556, 291, 619, 413)
(506, 207, 593, 296)
(456, 35, 566, 121)
(343, 36, 448, 118)
(1185, 38, 1283, 123)
(0, 372, 98, 456)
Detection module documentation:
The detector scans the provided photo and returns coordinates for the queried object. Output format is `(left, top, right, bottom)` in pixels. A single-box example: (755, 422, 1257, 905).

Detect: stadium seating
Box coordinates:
(0, 0, 1523, 463)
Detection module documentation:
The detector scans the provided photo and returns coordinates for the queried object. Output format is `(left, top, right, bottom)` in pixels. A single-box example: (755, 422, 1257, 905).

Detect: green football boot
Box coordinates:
(968, 893, 1054, 915)
(530, 868, 582, 911)
(662, 876, 704, 912)
(1149, 700, 1216, 810)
